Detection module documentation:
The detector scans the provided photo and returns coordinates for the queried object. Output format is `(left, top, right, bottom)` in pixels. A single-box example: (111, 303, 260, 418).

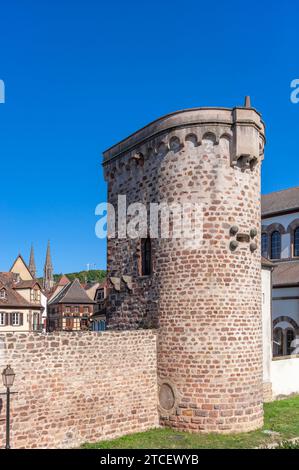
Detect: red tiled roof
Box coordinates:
(58, 275, 70, 286)
(15, 280, 42, 289)
(0, 272, 42, 308)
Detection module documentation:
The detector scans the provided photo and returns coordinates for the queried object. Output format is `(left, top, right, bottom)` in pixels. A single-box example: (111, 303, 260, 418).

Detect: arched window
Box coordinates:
(273, 326, 296, 357)
(261, 233, 268, 257)
(294, 227, 299, 257)
(286, 329, 295, 356)
(141, 237, 152, 276)
(271, 231, 281, 259)
(273, 328, 283, 357)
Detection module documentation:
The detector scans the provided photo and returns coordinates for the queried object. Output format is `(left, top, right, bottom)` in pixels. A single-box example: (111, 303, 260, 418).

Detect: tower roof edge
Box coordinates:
(102, 105, 265, 164)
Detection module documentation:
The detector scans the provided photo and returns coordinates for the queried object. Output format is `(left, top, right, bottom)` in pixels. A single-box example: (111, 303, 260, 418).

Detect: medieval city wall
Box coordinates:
(0, 330, 158, 449)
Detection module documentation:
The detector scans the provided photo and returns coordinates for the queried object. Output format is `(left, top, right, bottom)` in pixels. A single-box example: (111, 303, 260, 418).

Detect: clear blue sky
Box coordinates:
(0, 0, 298, 275)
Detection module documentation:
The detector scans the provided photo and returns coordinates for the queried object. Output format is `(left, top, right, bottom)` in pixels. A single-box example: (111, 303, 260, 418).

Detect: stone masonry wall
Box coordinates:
(0, 330, 158, 449)
(263, 382, 273, 403)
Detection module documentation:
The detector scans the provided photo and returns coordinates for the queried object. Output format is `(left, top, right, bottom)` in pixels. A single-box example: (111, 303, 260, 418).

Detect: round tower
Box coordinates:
(103, 101, 266, 433)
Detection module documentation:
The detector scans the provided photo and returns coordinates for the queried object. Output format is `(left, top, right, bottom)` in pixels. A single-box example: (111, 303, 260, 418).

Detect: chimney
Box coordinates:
(244, 96, 251, 108)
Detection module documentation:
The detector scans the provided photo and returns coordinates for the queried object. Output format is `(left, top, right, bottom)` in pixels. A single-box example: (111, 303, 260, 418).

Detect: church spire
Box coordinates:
(29, 245, 36, 278)
(43, 240, 54, 291)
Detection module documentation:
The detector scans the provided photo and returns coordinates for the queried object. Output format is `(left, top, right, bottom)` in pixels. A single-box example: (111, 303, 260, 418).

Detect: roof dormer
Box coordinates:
(0, 287, 7, 300)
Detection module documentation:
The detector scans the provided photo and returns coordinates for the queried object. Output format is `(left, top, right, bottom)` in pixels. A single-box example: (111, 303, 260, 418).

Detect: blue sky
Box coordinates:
(0, 0, 298, 275)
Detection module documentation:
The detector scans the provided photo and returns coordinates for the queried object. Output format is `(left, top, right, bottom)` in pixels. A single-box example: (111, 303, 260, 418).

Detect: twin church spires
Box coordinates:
(28, 241, 54, 291)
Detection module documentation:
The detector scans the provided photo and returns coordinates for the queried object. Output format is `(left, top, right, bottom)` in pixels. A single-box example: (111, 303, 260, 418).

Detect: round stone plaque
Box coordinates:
(159, 383, 175, 411)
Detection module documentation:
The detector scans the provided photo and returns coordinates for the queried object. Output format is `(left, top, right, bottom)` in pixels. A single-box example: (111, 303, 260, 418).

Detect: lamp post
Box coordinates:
(2, 365, 15, 449)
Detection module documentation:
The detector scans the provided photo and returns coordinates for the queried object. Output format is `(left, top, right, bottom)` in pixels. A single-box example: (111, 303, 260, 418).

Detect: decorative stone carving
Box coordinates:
(230, 240, 238, 252)
(237, 233, 250, 243)
(230, 226, 258, 252)
(250, 242, 258, 253)
(230, 225, 239, 236)
(250, 228, 258, 239)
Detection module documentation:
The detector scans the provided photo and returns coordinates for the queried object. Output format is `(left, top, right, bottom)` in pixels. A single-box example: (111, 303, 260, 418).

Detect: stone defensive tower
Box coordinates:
(103, 100, 266, 433)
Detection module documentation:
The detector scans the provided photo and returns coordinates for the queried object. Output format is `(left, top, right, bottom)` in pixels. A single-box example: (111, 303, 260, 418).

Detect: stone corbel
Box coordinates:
(110, 277, 121, 292)
(122, 275, 133, 291)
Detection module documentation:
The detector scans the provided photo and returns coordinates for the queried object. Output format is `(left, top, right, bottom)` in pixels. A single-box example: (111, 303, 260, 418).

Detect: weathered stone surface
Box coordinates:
(0, 330, 158, 448)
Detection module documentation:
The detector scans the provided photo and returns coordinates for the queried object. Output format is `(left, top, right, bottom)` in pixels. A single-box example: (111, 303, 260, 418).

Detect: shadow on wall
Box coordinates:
(0, 398, 3, 426)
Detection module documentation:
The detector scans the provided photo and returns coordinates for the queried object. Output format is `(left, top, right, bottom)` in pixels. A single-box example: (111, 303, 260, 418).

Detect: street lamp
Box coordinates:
(2, 365, 15, 449)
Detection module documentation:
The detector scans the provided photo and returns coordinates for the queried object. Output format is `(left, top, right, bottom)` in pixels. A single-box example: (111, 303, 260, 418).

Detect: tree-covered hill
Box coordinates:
(54, 270, 106, 284)
(38, 270, 106, 285)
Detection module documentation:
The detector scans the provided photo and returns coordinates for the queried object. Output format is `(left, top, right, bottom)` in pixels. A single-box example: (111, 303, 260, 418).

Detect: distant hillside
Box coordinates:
(54, 270, 106, 284)
(37, 269, 106, 285)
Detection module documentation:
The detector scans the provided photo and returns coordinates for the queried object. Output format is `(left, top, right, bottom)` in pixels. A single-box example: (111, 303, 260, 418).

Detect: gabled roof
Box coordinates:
(262, 186, 299, 217)
(58, 275, 70, 286)
(85, 279, 108, 301)
(49, 279, 95, 305)
(0, 272, 15, 287)
(15, 280, 42, 289)
(10, 254, 34, 281)
(97, 279, 108, 289)
(46, 275, 70, 301)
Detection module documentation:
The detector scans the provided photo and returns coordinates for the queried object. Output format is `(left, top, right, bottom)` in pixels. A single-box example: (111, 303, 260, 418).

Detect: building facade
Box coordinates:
(261, 257, 275, 401)
(103, 102, 266, 433)
(85, 280, 108, 331)
(0, 255, 44, 332)
(47, 278, 95, 331)
(262, 186, 299, 357)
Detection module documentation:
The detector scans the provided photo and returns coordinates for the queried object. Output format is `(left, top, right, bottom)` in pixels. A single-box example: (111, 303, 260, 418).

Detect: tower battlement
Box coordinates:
(103, 106, 265, 174)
